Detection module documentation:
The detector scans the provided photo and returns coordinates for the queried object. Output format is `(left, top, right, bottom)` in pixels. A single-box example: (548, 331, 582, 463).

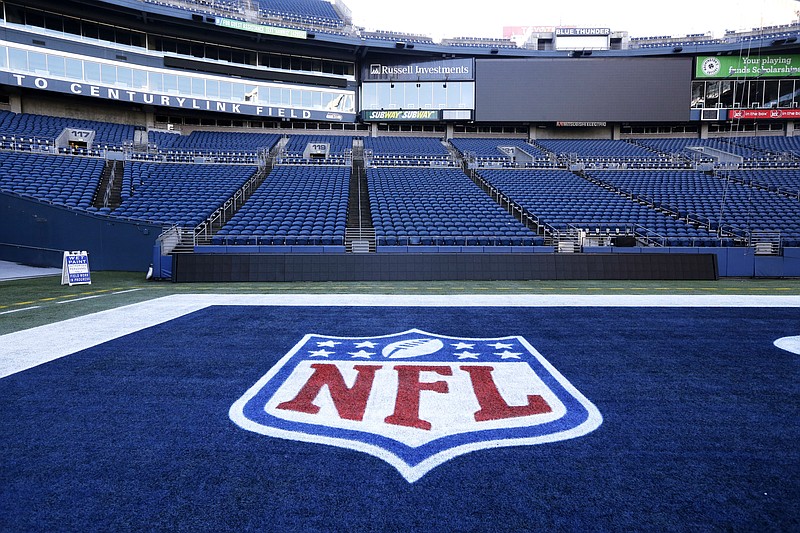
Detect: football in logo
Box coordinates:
(229, 329, 602, 482)
(382, 338, 444, 358)
(774, 335, 800, 355)
(701, 57, 721, 76)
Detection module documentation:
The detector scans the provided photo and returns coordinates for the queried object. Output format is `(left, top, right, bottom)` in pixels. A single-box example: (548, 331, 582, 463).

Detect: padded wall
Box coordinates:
(1, 192, 160, 271)
(172, 253, 718, 282)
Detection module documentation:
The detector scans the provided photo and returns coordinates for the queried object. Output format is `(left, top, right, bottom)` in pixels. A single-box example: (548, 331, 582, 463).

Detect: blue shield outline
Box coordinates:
(229, 329, 603, 482)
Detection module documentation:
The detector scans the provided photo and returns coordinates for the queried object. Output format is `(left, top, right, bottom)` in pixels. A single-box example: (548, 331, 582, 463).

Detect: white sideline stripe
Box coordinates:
(56, 294, 106, 304)
(1, 293, 799, 379)
(0, 306, 41, 315)
(113, 289, 144, 295)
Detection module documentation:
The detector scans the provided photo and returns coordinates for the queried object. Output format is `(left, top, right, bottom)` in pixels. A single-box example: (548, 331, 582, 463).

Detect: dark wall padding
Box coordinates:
(173, 253, 719, 282)
(1, 192, 160, 271)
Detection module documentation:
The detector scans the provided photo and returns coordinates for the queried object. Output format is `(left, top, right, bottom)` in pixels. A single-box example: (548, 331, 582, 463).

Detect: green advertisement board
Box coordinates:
(696, 55, 800, 78)
(215, 17, 307, 40)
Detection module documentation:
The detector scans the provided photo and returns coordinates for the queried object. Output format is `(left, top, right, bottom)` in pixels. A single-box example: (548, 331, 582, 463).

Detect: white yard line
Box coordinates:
(56, 294, 107, 304)
(1, 293, 799, 379)
(112, 288, 145, 295)
(0, 306, 41, 315)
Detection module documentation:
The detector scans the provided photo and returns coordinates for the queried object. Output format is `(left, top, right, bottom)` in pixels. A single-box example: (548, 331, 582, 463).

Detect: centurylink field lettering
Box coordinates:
(2, 73, 355, 122)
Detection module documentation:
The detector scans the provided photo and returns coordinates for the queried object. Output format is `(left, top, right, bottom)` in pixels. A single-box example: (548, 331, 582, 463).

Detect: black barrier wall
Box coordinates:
(173, 253, 719, 282)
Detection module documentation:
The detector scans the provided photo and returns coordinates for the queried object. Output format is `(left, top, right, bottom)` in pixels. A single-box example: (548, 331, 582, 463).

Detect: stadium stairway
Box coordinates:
(92, 160, 124, 210)
(345, 149, 376, 253)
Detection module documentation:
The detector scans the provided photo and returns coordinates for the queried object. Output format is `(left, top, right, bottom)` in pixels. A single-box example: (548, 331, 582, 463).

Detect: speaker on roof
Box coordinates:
(673, 46, 683, 53)
(205, 16, 215, 23)
(191, 14, 203, 22)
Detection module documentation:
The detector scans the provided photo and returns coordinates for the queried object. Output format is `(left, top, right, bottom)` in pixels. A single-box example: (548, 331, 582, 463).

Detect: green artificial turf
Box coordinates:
(1, 271, 799, 336)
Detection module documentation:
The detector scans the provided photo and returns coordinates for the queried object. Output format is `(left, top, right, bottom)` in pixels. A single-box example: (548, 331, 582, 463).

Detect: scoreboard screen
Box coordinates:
(475, 57, 692, 122)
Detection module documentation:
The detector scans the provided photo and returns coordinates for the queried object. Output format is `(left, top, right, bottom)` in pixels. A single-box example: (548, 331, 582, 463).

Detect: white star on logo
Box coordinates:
(309, 349, 334, 357)
(317, 340, 341, 348)
(487, 342, 513, 350)
(495, 351, 522, 359)
(451, 342, 475, 350)
(354, 341, 378, 348)
(455, 351, 480, 360)
(349, 350, 375, 359)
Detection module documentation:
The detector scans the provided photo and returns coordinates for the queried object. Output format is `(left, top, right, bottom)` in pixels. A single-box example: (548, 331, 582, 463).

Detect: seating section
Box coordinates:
(449, 138, 549, 166)
(214, 165, 349, 245)
(4, 121, 800, 250)
(255, 0, 344, 27)
(479, 169, 719, 246)
(364, 136, 451, 166)
(368, 167, 540, 246)
(589, 170, 800, 246)
(360, 30, 435, 44)
(731, 136, 800, 156)
(535, 139, 657, 159)
(144, 0, 246, 20)
(113, 162, 257, 226)
(440, 36, 518, 49)
(0, 111, 135, 148)
(281, 135, 353, 163)
(0, 152, 104, 209)
(148, 131, 280, 154)
(634, 138, 772, 162)
(720, 169, 800, 195)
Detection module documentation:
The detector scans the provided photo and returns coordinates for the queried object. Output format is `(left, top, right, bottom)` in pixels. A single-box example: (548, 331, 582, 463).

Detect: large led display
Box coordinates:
(476, 58, 692, 122)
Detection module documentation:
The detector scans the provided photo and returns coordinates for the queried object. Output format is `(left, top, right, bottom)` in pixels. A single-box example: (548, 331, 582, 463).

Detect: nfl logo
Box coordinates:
(229, 329, 602, 482)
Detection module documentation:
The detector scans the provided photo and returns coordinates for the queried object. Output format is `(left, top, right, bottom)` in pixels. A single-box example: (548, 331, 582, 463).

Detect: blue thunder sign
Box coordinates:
(230, 329, 602, 482)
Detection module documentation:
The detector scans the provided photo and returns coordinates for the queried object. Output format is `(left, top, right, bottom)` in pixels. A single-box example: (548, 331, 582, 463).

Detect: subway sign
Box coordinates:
(362, 110, 441, 121)
(696, 55, 800, 78)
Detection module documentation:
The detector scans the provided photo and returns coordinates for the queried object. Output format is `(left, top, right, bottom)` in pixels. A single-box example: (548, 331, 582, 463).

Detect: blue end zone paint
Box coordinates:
(2, 306, 799, 531)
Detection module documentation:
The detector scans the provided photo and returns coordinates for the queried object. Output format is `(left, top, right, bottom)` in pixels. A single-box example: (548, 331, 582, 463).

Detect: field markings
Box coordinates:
(2, 293, 800, 380)
(56, 294, 107, 304)
(0, 306, 40, 315)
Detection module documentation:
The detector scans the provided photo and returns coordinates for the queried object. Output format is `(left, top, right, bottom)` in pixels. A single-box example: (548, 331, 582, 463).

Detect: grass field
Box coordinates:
(1, 271, 799, 335)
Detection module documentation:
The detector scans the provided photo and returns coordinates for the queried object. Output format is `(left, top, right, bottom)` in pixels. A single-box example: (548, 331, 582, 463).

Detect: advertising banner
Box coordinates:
(555, 27, 610, 36)
(215, 17, 307, 40)
(362, 110, 441, 121)
(362, 58, 474, 82)
(696, 55, 800, 78)
(729, 108, 800, 120)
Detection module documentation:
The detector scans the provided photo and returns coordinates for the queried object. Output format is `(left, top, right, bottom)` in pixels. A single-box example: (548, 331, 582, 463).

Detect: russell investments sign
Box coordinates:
(363, 58, 474, 82)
